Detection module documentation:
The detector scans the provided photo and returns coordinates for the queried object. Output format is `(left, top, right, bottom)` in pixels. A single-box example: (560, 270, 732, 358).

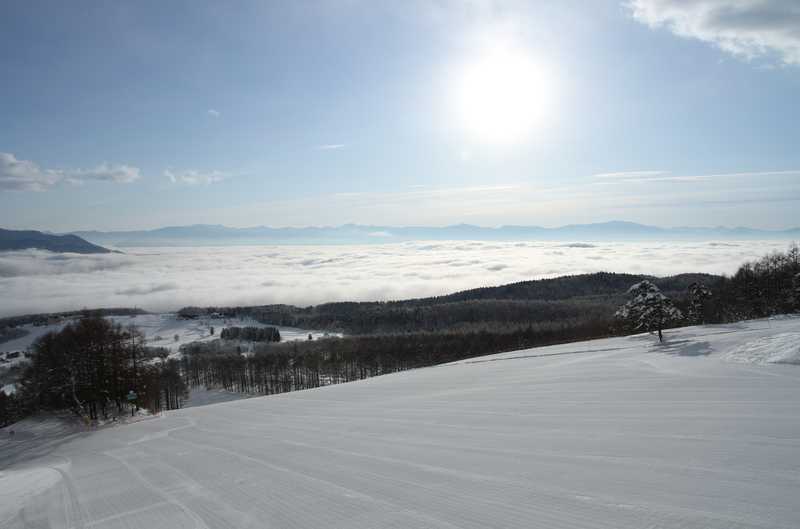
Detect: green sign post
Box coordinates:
(127, 390, 138, 416)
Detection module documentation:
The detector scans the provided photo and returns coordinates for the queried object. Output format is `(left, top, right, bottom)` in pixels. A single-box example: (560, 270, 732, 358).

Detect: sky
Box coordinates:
(1, 0, 799, 231)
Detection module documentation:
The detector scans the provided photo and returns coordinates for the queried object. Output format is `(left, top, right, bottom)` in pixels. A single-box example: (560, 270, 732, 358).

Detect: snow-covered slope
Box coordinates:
(2, 317, 800, 528)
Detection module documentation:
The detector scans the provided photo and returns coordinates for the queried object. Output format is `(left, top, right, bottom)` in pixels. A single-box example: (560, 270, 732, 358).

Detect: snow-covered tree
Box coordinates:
(688, 282, 712, 324)
(615, 280, 683, 342)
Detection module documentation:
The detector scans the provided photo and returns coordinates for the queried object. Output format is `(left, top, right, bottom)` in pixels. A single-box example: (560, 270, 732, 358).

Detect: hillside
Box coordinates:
(409, 271, 721, 302)
(0, 228, 111, 254)
(2, 316, 799, 528)
(187, 272, 723, 333)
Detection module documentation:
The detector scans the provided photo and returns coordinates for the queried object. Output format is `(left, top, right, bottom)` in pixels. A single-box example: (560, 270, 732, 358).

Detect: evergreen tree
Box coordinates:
(688, 282, 712, 324)
(615, 281, 683, 342)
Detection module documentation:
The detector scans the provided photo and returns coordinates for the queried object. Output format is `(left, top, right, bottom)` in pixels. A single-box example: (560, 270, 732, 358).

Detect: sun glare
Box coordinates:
(452, 47, 554, 145)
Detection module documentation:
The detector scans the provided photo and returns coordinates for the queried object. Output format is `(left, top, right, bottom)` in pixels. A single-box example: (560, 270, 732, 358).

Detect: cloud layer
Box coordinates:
(0, 240, 794, 317)
(628, 0, 800, 65)
(0, 152, 140, 191)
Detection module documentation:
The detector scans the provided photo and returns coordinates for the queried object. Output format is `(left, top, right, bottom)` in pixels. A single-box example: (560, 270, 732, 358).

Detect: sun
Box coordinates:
(452, 47, 554, 145)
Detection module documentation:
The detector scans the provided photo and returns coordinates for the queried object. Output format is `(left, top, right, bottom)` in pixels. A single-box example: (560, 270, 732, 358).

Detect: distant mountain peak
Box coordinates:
(0, 228, 112, 254)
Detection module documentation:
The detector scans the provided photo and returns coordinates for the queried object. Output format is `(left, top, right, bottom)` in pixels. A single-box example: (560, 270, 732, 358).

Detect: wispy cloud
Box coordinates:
(0, 152, 140, 191)
(0, 153, 60, 191)
(165, 169, 229, 186)
(628, 0, 800, 65)
(592, 171, 709, 184)
(593, 170, 668, 179)
(691, 170, 800, 179)
(318, 144, 345, 150)
(593, 169, 800, 184)
(65, 163, 141, 185)
(207, 109, 220, 117)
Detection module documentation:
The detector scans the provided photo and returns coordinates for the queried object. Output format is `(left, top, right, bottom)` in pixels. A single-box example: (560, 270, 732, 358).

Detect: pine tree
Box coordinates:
(688, 282, 712, 324)
(615, 280, 683, 342)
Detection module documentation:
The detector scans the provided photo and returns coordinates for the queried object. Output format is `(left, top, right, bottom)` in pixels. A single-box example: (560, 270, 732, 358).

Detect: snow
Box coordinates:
(0, 322, 69, 354)
(107, 313, 338, 352)
(0, 313, 337, 355)
(2, 316, 800, 528)
(182, 386, 253, 408)
(0, 467, 61, 523)
(723, 332, 800, 365)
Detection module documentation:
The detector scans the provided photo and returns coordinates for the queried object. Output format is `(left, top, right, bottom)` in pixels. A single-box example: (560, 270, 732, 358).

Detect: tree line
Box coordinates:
(181, 317, 613, 396)
(219, 326, 281, 342)
(707, 244, 800, 321)
(177, 272, 720, 335)
(614, 244, 800, 340)
(1, 316, 187, 426)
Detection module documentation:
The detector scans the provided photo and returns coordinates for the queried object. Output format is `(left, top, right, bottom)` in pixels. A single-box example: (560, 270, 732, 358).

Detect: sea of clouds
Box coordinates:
(0, 240, 795, 317)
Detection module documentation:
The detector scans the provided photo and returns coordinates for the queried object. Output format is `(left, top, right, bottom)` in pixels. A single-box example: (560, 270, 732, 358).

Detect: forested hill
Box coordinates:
(404, 272, 721, 304)
(181, 272, 723, 334)
(0, 228, 112, 254)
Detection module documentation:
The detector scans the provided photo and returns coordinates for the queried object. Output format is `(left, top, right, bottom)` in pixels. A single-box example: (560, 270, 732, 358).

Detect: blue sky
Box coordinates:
(1, 0, 798, 231)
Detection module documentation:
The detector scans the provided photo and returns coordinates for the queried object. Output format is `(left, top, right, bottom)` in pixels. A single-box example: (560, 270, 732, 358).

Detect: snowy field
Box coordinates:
(1, 240, 795, 317)
(0, 323, 70, 355)
(105, 313, 337, 351)
(2, 316, 800, 528)
(1, 313, 336, 355)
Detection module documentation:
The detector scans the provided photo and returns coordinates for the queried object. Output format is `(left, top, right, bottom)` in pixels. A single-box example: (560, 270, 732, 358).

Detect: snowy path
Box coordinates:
(2, 317, 800, 528)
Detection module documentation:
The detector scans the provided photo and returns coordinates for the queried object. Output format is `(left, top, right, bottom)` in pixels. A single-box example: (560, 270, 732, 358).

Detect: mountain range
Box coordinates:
(71, 221, 800, 247)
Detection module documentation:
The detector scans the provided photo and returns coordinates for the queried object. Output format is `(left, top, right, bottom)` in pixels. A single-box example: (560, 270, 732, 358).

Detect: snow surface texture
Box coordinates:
(2, 317, 800, 528)
(1, 240, 795, 317)
(182, 386, 252, 409)
(723, 332, 800, 365)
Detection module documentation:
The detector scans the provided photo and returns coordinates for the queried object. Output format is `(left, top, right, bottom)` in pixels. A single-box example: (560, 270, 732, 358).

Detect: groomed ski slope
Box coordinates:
(2, 317, 800, 529)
